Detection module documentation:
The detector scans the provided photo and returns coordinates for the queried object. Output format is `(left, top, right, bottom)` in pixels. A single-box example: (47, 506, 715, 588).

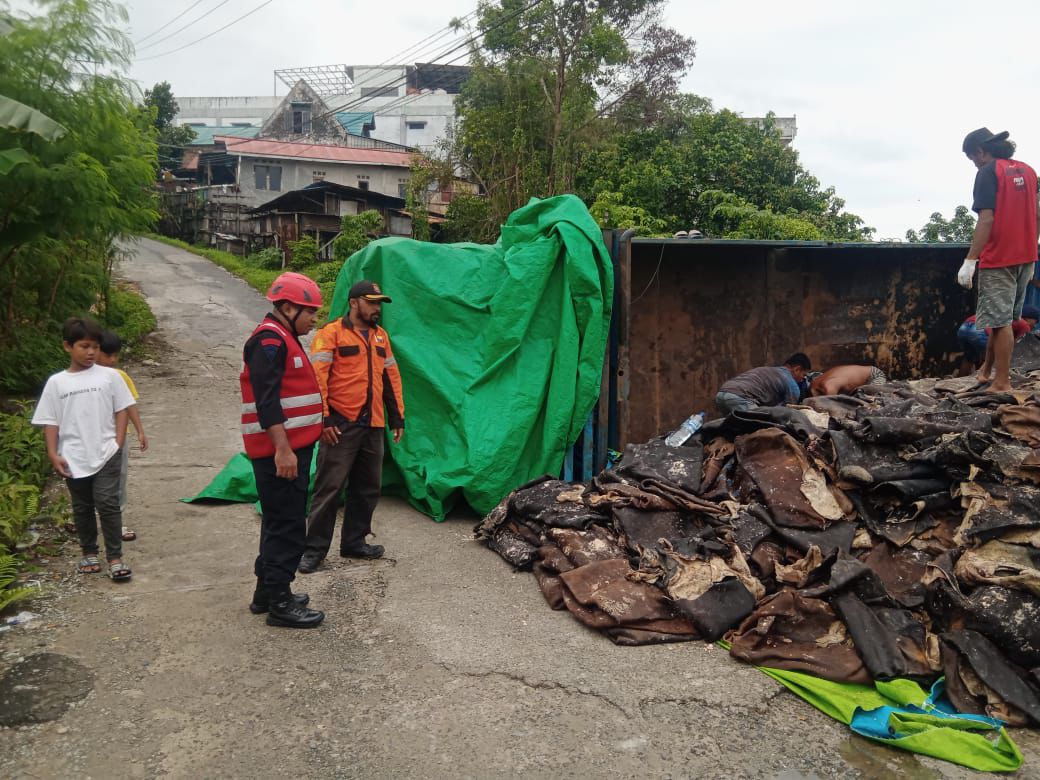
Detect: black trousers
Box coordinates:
(252, 443, 314, 587)
(304, 427, 384, 556)
(66, 448, 124, 561)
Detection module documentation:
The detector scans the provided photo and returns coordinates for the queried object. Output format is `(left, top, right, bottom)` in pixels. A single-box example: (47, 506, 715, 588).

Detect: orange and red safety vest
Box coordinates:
(239, 319, 324, 458)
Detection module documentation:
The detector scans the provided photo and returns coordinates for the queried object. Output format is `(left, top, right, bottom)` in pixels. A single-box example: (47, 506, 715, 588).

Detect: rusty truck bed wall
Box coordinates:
(617, 238, 973, 444)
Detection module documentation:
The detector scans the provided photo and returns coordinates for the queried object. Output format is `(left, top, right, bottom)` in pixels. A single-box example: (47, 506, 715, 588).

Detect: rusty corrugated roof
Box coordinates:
(217, 136, 413, 167)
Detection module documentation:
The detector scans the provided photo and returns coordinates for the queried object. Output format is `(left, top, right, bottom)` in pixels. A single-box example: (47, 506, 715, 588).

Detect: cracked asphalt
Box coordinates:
(3, 236, 1040, 778)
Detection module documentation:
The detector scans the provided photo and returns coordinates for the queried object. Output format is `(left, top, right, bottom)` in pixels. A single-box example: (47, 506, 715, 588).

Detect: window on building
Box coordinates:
(286, 102, 311, 135)
(398, 183, 407, 198)
(254, 164, 282, 191)
(358, 180, 370, 191)
(230, 122, 253, 127)
(406, 121, 427, 130)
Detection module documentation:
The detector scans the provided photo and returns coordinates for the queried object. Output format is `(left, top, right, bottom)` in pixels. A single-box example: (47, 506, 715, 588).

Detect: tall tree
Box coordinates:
(452, 0, 695, 228)
(0, 0, 157, 390)
(143, 80, 195, 169)
(579, 97, 873, 240)
(905, 206, 975, 243)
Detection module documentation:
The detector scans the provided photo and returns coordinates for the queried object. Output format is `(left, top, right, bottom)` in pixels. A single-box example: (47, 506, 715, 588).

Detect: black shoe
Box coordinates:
(297, 553, 324, 574)
(266, 589, 324, 628)
(249, 579, 310, 614)
(340, 544, 384, 559)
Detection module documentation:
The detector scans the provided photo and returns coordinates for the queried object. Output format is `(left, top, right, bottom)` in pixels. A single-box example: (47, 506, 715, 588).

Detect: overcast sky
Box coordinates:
(14, 0, 1040, 239)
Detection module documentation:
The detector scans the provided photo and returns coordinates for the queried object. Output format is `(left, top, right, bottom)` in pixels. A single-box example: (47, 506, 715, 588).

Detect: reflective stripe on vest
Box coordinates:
(241, 392, 323, 415)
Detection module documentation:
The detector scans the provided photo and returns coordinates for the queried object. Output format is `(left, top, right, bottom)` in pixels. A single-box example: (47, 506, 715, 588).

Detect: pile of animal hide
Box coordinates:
(475, 375, 1040, 727)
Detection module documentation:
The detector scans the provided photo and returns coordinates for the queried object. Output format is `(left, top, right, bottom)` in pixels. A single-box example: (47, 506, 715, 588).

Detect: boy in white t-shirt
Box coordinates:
(32, 318, 137, 580)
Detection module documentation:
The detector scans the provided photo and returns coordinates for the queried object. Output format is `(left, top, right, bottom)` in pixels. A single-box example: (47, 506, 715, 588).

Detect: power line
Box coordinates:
(136, 0, 237, 53)
(276, 10, 479, 113)
(136, 0, 277, 61)
(133, 0, 208, 45)
(315, 0, 544, 123)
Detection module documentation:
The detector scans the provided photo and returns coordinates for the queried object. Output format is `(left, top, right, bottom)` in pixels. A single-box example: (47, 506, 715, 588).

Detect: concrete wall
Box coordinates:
(234, 155, 410, 206)
(177, 96, 280, 127)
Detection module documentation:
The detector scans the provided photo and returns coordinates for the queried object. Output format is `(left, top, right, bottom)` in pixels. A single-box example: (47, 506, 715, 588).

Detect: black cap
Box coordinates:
(963, 127, 1010, 154)
(348, 280, 392, 303)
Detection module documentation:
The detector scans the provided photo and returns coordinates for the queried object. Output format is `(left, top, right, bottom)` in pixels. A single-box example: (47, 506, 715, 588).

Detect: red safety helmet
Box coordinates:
(266, 272, 323, 308)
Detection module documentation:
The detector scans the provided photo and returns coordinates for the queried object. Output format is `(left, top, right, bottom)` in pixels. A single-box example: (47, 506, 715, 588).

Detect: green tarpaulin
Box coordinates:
(187, 195, 613, 519)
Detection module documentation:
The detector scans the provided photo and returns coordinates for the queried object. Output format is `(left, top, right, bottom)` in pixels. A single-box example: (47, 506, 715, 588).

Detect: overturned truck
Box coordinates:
(480, 238, 1040, 770)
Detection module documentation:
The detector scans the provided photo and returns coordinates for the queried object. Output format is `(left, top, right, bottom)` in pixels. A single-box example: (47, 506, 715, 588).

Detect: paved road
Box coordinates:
(1, 237, 1037, 778)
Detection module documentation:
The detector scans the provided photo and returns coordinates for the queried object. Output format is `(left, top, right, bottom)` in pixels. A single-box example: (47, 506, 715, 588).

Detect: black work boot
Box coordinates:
(297, 552, 324, 574)
(249, 578, 310, 614)
(340, 543, 384, 559)
(266, 586, 324, 628)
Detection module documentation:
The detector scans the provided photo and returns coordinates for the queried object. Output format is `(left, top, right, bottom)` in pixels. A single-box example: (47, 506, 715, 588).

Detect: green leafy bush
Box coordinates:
(313, 261, 343, 285)
(0, 402, 48, 490)
(0, 326, 68, 395)
(250, 247, 283, 270)
(104, 285, 157, 345)
(442, 194, 497, 243)
(332, 210, 384, 264)
(286, 236, 318, 269)
(0, 402, 49, 559)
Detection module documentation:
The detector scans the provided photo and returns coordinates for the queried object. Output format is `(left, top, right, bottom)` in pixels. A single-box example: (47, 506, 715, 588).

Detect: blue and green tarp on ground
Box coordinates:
(187, 194, 614, 520)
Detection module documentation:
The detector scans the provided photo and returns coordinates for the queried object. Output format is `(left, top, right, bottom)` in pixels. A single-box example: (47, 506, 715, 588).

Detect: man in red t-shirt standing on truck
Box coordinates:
(958, 128, 1040, 392)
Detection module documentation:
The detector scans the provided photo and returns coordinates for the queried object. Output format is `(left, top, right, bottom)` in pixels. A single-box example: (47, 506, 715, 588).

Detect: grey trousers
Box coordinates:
(66, 448, 123, 560)
(303, 426, 385, 556)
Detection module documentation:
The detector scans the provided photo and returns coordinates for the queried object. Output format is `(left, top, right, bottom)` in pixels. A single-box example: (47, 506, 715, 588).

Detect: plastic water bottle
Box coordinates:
(665, 412, 705, 447)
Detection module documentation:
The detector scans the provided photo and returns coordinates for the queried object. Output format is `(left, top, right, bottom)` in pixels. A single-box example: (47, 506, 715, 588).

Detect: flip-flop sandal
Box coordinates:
(108, 561, 132, 581)
(78, 556, 101, 574)
(121, 528, 137, 541)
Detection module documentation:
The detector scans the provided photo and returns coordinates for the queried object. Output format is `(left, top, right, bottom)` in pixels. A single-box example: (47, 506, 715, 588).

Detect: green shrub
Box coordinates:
(332, 210, 384, 264)
(0, 403, 48, 491)
(286, 236, 318, 269)
(442, 194, 497, 243)
(313, 261, 343, 285)
(0, 326, 68, 395)
(250, 247, 283, 270)
(104, 285, 157, 346)
(0, 403, 49, 558)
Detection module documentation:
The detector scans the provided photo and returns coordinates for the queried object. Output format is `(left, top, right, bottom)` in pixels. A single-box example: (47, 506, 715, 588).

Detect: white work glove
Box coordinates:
(957, 258, 978, 289)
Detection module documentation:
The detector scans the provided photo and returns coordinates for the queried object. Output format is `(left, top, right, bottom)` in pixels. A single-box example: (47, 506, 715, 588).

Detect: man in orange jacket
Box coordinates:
(299, 280, 405, 573)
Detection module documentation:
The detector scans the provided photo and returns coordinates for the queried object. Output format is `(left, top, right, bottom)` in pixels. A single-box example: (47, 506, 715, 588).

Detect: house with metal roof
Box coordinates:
(218, 135, 414, 208)
(249, 180, 411, 261)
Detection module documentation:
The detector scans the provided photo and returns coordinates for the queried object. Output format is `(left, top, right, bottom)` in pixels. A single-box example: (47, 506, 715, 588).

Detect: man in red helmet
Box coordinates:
(958, 128, 1040, 392)
(298, 280, 405, 573)
(240, 271, 326, 628)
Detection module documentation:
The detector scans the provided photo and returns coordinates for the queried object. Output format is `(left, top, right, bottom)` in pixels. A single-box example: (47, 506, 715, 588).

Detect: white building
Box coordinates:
(175, 63, 467, 153)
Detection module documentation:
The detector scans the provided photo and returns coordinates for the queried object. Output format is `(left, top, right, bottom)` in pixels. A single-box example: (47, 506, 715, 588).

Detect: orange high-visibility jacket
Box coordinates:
(310, 317, 405, 429)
